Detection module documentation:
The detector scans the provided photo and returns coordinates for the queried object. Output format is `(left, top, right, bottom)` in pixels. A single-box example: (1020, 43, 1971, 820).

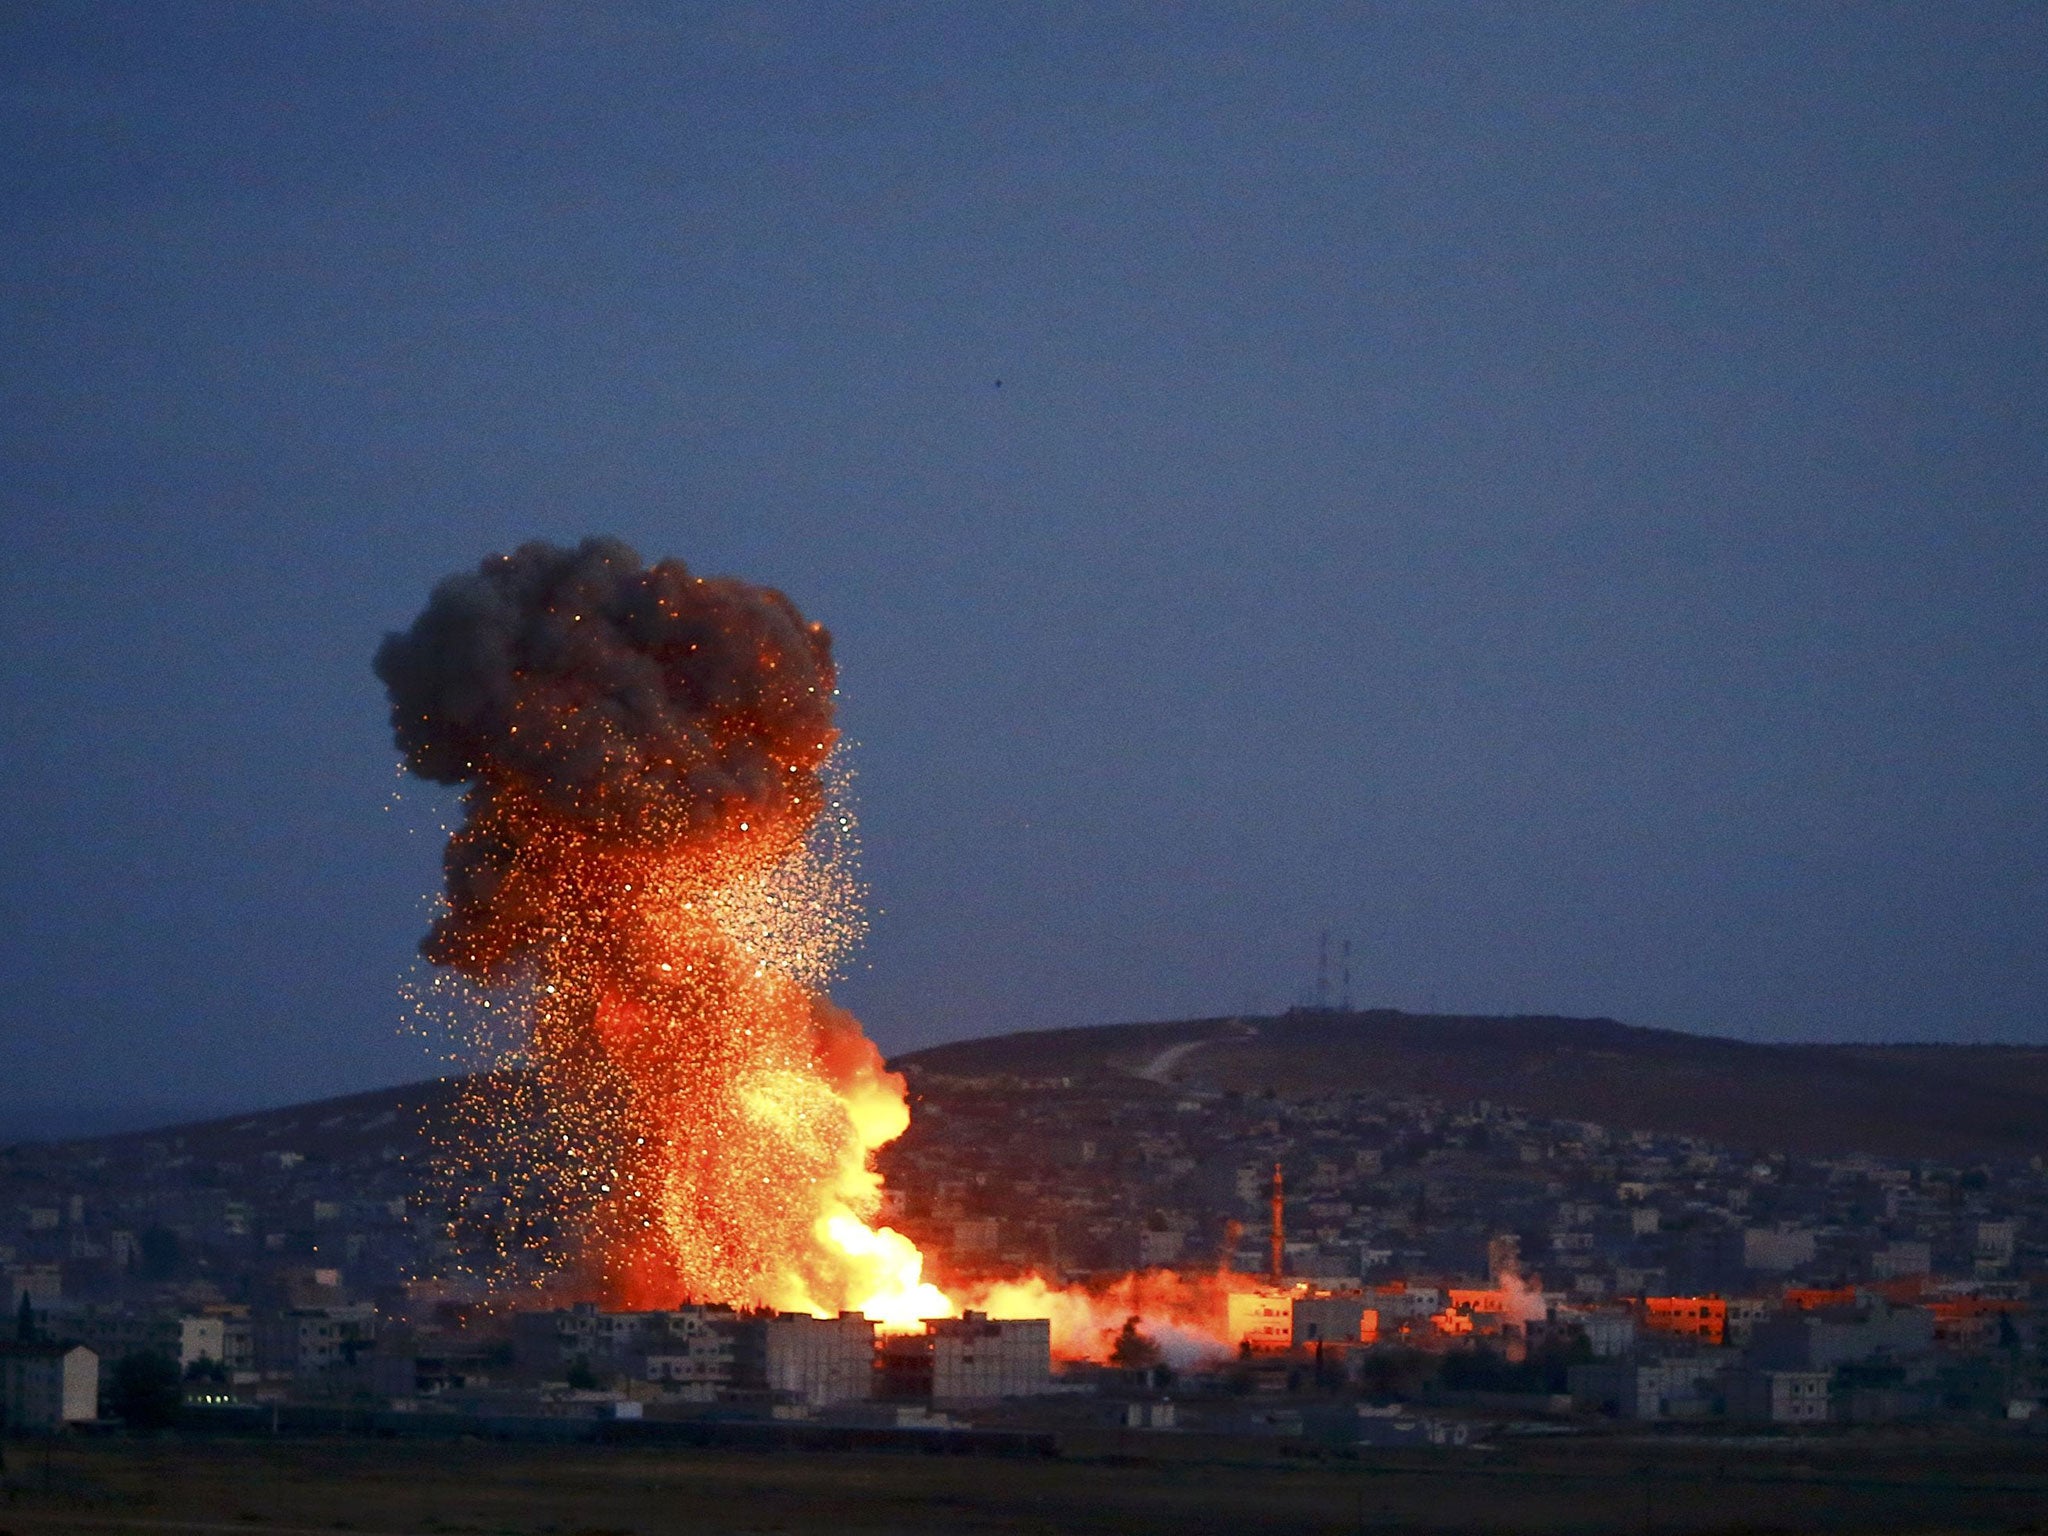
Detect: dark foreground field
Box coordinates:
(1, 1434, 2045, 1536)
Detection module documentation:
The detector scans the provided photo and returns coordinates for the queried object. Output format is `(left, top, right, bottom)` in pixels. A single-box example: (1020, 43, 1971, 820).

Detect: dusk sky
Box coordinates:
(3, 3, 2043, 1137)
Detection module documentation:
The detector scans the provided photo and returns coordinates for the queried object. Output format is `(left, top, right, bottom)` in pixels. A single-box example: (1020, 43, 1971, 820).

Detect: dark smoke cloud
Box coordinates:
(376, 537, 838, 971)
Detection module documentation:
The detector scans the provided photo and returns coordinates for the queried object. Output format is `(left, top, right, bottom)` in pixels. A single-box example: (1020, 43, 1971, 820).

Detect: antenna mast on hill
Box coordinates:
(1341, 938, 1352, 1012)
(1315, 930, 1330, 1010)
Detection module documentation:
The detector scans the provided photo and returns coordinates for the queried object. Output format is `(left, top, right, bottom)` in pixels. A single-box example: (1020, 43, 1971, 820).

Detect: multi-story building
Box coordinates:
(46, 1304, 182, 1388)
(254, 1302, 377, 1377)
(1748, 1301, 1934, 1372)
(1973, 1220, 2017, 1274)
(642, 1308, 740, 1401)
(1568, 1357, 1721, 1421)
(928, 1312, 1052, 1402)
(1723, 1367, 1831, 1424)
(1744, 1227, 1819, 1273)
(1642, 1296, 1726, 1346)
(1292, 1295, 1376, 1351)
(0, 1342, 97, 1429)
(1723, 1297, 1773, 1347)
(1227, 1292, 1293, 1352)
(733, 1312, 875, 1408)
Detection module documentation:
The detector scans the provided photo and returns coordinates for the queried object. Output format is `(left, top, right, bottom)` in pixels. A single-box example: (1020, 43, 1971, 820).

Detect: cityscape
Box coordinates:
(6, 1010, 2043, 1444)
(5, 4, 2042, 1530)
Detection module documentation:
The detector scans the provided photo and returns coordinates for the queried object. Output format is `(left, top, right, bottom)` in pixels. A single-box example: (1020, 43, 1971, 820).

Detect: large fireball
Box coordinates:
(378, 538, 945, 1319)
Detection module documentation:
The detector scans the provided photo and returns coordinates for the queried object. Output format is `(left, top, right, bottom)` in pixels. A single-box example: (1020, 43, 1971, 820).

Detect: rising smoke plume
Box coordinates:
(376, 537, 837, 974)
(379, 539, 940, 1315)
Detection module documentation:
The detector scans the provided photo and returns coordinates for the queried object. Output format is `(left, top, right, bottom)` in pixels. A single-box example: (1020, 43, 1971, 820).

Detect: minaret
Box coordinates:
(1269, 1161, 1285, 1284)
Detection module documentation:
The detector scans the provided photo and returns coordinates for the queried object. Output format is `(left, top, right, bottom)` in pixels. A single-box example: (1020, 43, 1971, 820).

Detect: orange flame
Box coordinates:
(952, 1268, 1258, 1362)
(440, 810, 1279, 1359)
(418, 766, 974, 1336)
(500, 831, 1261, 1356)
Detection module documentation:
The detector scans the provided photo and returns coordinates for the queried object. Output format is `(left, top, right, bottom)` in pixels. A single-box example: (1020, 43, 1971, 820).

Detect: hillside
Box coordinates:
(15, 1010, 2042, 1166)
(893, 1010, 2048, 1162)
(5, 1078, 464, 1164)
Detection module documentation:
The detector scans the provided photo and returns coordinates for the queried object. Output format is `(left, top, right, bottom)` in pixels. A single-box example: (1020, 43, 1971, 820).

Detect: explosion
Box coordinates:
(380, 539, 1262, 1362)
(379, 538, 946, 1321)
(965, 1269, 1254, 1366)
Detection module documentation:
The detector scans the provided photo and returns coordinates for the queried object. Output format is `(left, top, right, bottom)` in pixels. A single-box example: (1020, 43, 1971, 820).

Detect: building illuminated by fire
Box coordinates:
(739, 1312, 878, 1408)
(519, 1303, 1052, 1409)
(879, 1313, 1054, 1404)
(1642, 1295, 1727, 1346)
(1226, 1292, 1293, 1352)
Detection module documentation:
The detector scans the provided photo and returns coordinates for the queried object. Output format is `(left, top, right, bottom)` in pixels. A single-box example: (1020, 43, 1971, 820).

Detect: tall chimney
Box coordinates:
(1269, 1161, 1285, 1284)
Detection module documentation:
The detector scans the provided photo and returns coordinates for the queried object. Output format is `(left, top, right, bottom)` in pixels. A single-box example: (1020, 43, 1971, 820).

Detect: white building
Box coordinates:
(0, 1343, 98, 1429)
(929, 1313, 1051, 1402)
(747, 1313, 875, 1407)
(179, 1315, 225, 1370)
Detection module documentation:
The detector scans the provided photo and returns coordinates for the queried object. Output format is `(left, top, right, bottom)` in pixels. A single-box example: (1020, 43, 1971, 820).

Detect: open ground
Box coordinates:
(3, 1434, 2046, 1536)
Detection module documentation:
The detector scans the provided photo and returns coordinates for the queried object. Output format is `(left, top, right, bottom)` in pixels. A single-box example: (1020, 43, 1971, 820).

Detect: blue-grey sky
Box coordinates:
(3, 3, 2043, 1135)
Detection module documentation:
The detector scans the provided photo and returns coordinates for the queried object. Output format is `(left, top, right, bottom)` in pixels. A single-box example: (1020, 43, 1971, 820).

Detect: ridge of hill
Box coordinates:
(3, 1078, 465, 1165)
(15, 1012, 2043, 1165)
(892, 1010, 2048, 1162)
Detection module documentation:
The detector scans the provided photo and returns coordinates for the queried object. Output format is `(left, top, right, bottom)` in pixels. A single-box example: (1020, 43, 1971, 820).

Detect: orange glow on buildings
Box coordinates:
(1640, 1295, 1727, 1346)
